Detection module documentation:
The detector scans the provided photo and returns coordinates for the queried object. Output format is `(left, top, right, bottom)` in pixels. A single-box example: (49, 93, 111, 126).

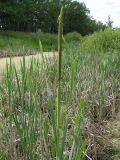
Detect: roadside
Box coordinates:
(0, 52, 57, 76)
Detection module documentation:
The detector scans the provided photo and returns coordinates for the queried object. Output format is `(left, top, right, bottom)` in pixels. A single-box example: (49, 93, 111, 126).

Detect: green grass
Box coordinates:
(0, 9, 86, 160)
(0, 30, 82, 58)
(0, 30, 50, 53)
(0, 32, 120, 159)
(0, 15, 120, 159)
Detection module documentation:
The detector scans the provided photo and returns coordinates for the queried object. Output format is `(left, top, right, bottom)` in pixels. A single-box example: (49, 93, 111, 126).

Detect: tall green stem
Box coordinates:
(56, 7, 63, 160)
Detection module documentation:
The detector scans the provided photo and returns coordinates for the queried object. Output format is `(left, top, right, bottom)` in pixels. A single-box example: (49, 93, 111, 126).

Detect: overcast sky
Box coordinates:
(79, 0, 120, 27)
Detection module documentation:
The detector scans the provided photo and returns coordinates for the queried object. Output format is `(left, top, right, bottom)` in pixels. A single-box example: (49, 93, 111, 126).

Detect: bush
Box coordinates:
(65, 32, 82, 43)
(80, 28, 120, 53)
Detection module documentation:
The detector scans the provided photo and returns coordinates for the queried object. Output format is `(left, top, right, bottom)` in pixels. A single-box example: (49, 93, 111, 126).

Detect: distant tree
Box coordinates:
(0, 0, 106, 35)
(106, 16, 113, 28)
(63, 1, 90, 35)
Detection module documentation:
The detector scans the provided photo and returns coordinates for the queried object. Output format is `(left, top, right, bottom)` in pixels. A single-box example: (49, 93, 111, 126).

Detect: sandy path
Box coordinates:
(0, 52, 56, 77)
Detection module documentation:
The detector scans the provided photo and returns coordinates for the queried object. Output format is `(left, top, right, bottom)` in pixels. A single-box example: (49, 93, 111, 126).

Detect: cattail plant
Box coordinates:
(56, 7, 64, 160)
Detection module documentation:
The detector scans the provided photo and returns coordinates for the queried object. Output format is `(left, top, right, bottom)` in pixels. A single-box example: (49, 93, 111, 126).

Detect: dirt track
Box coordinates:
(0, 52, 56, 77)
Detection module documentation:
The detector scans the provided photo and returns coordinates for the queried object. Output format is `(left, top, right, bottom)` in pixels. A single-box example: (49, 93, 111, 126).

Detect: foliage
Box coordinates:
(0, 29, 120, 159)
(0, 30, 57, 55)
(65, 32, 82, 43)
(0, 8, 86, 160)
(1, 35, 120, 159)
(32, 32, 58, 50)
(80, 28, 120, 53)
(0, 19, 120, 159)
(106, 16, 113, 28)
(0, 30, 83, 57)
(0, 0, 106, 35)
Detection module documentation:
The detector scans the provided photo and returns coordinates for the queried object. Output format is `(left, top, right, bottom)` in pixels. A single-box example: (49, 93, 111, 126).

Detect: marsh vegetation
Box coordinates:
(0, 5, 120, 160)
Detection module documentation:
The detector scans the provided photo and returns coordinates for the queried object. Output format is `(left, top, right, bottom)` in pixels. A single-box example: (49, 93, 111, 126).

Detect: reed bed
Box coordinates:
(0, 9, 120, 160)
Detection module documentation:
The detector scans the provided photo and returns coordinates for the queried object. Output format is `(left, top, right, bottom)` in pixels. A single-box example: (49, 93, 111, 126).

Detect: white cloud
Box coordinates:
(78, 0, 120, 27)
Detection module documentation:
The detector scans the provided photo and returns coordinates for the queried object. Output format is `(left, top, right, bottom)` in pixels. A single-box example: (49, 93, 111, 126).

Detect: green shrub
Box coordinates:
(65, 32, 82, 43)
(81, 28, 120, 53)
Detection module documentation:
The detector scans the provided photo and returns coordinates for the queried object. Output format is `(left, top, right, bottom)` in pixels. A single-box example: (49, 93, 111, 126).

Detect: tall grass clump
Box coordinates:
(0, 7, 86, 160)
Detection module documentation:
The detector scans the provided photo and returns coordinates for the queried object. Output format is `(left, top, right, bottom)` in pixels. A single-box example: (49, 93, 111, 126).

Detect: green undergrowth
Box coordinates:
(0, 30, 82, 57)
(0, 30, 56, 54)
(0, 15, 120, 160)
(0, 41, 120, 159)
(0, 9, 86, 160)
(81, 28, 120, 54)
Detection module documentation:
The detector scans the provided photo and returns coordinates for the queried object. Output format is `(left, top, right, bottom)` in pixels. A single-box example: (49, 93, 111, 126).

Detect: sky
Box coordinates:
(79, 0, 120, 27)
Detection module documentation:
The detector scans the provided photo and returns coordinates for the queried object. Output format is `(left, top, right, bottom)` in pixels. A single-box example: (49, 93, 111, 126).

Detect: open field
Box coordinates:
(0, 27, 120, 159)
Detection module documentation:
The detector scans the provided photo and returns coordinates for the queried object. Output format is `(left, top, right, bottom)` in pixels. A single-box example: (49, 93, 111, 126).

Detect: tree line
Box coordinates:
(0, 0, 106, 35)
